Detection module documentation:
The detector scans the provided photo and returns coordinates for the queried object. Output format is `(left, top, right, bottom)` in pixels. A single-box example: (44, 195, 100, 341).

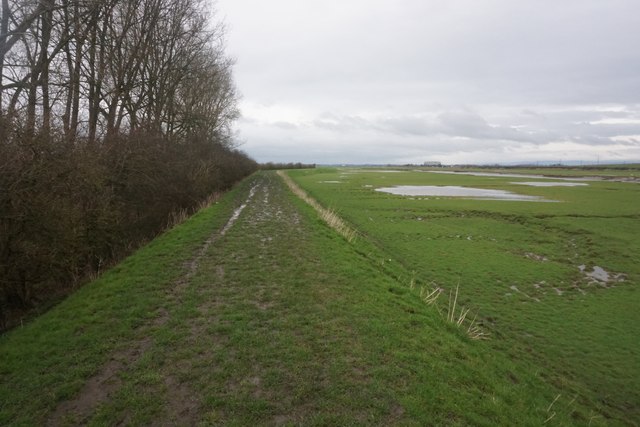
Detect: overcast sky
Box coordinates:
(214, 0, 640, 165)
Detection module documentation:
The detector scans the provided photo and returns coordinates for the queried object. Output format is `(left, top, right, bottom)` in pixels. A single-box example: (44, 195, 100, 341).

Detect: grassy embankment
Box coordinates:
(0, 175, 257, 425)
(1, 170, 634, 425)
(288, 167, 640, 425)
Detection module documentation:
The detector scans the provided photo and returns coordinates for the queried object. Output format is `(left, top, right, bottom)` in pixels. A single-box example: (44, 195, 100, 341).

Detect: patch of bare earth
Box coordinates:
(159, 376, 200, 427)
(47, 337, 154, 426)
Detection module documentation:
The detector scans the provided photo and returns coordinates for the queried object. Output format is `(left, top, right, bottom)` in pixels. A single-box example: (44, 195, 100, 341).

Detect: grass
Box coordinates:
(287, 166, 640, 425)
(0, 169, 637, 425)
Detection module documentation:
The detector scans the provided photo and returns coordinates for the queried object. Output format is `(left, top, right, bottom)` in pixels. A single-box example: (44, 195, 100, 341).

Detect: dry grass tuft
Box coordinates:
(420, 284, 442, 305)
(544, 394, 561, 424)
(417, 281, 488, 340)
(277, 171, 357, 242)
(166, 192, 223, 230)
(446, 283, 489, 340)
(167, 209, 191, 229)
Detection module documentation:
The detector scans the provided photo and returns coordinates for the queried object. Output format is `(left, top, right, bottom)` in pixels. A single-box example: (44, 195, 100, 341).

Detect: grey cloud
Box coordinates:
(342, 107, 640, 149)
(312, 113, 437, 137)
(378, 115, 437, 136)
(272, 121, 299, 130)
(313, 110, 542, 144)
(238, 116, 258, 124)
(436, 111, 536, 143)
(313, 113, 370, 132)
(572, 123, 640, 140)
(509, 107, 640, 146)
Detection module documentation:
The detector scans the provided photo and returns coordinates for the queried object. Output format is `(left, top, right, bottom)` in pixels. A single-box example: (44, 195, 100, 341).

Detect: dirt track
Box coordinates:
(46, 172, 384, 425)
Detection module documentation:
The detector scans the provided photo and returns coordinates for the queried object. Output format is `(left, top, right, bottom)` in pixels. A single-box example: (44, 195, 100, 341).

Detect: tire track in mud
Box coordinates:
(151, 173, 317, 425)
(160, 173, 391, 425)
(156, 181, 262, 425)
(46, 181, 261, 426)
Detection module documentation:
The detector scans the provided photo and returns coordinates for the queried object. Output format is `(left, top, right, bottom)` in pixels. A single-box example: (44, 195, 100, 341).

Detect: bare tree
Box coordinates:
(0, 0, 254, 329)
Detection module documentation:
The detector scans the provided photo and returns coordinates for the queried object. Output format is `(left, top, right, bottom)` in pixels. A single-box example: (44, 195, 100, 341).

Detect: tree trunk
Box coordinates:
(0, 0, 10, 112)
(40, 0, 54, 136)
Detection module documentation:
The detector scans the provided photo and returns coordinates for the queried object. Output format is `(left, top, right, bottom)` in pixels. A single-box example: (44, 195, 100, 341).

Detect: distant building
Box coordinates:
(423, 161, 442, 167)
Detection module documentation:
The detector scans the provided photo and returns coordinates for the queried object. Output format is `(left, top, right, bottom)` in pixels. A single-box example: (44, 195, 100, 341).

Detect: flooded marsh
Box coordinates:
(288, 166, 640, 425)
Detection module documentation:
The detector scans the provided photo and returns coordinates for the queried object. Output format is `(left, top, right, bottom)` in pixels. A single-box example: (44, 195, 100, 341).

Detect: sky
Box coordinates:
(214, 0, 640, 165)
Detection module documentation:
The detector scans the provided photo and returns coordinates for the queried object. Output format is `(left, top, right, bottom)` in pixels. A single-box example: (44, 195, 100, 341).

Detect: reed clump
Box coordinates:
(419, 281, 489, 340)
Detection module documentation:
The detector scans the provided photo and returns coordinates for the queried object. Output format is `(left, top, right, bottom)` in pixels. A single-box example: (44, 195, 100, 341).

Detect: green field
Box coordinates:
(288, 167, 640, 425)
(0, 169, 638, 425)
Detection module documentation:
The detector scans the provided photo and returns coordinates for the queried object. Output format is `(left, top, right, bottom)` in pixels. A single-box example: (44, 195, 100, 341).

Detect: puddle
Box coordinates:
(525, 252, 548, 261)
(511, 181, 588, 187)
(355, 169, 403, 173)
(580, 265, 609, 282)
(375, 185, 552, 201)
(509, 285, 540, 302)
(221, 184, 259, 235)
(578, 265, 626, 285)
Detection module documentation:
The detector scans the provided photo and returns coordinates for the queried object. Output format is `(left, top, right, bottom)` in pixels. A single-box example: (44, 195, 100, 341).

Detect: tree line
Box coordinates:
(260, 162, 316, 170)
(0, 0, 257, 330)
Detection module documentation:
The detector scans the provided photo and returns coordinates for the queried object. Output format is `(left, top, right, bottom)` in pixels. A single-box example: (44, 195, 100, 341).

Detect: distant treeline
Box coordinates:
(0, 0, 257, 330)
(260, 162, 316, 170)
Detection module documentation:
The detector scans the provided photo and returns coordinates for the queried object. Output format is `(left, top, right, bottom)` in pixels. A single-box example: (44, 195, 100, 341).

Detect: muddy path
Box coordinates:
(46, 179, 262, 426)
(44, 172, 404, 425)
